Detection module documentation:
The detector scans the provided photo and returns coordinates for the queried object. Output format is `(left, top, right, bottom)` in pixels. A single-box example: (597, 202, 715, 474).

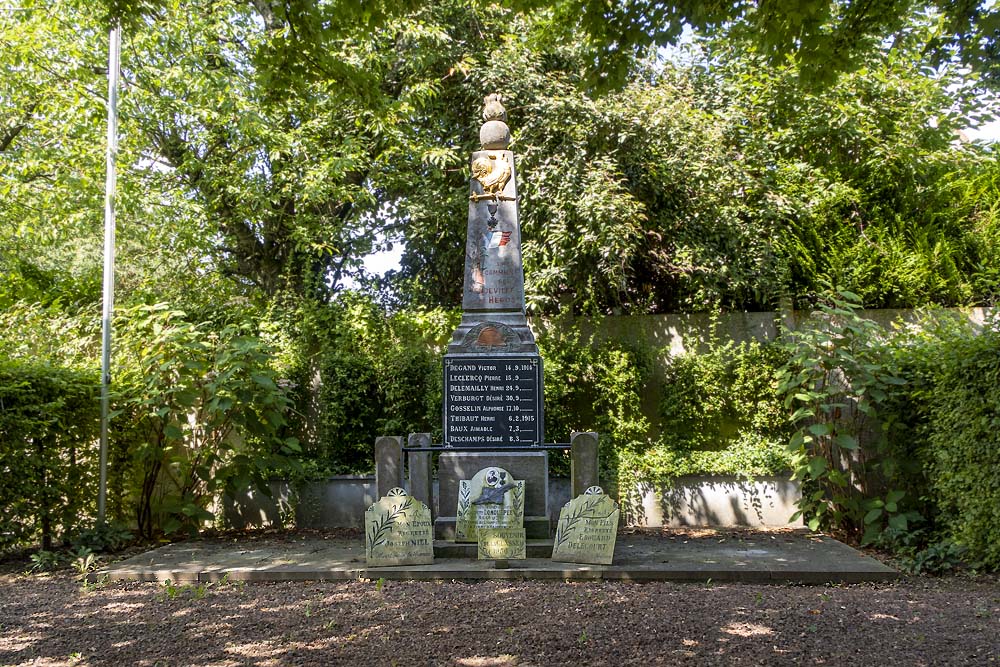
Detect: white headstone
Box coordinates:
(365, 488, 434, 567)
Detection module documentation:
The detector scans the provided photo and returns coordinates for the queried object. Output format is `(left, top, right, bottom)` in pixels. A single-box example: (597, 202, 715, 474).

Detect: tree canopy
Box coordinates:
(92, 0, 1000, 89)
(2, 0, 998, 317)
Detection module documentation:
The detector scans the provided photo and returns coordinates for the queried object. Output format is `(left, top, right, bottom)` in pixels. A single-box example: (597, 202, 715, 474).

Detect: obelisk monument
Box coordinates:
(436, 95, 550, 539)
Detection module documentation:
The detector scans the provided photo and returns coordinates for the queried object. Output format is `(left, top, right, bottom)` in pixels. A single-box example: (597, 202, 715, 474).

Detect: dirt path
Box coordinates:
(1, 569, 998, 666)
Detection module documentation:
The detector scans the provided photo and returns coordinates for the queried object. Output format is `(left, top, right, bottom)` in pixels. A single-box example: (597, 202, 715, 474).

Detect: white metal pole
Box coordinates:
(98, 23, 121, 523)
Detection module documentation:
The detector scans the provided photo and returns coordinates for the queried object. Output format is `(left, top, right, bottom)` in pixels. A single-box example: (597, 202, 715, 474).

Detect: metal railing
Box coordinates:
(402, 443, 571, 452)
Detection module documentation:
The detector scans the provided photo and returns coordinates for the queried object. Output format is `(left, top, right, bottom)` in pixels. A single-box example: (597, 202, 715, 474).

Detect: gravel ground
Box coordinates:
(1, 537, 998, 666)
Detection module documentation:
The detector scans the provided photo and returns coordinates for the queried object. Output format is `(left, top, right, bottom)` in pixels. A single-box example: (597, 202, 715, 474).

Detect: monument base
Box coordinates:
(435, 451, 550, 540)
(446, 311, 538, 355)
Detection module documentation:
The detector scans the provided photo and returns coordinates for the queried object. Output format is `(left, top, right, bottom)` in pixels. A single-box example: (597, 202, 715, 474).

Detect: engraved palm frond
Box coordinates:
(367, 497, 413, 550)
(511, 484, 524, 516)
(457, 482, 471, 517)
(553, 523, 565, 547)
(554, 497, 604, 549)
(581, 496, 603, 517)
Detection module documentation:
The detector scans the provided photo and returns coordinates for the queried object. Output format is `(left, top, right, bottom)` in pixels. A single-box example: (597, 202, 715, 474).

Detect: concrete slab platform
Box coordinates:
(434, 540, 553, 558)
(96, 530, 897, 585)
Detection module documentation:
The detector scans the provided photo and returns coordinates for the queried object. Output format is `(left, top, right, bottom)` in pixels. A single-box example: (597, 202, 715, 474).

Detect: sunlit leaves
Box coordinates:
(112, 303, 297, 537)
(779, 286, 913, 541)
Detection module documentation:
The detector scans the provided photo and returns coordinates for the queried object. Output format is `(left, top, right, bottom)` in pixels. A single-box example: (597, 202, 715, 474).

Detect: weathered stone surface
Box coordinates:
(463, 149, 524, 313)
(445, 313, 538, 355)
(101, 529, 900, 584)
(365, 488, 434, 567)
(407, 433, 433, 519)
(437, 451, 549, 539)
(454, 467, 525, 542)
(570, 431, 599, 497)
(480, 120, 510, 150)
(374, 436, 403, 499)
(551, 487, 619, 566)
(477, 527, 526, 560)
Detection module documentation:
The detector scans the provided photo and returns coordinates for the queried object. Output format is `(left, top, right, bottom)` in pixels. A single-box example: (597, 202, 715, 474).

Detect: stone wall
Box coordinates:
(533, 306, 994, 436)
(624, 476, 803, 528)
(535, 306, 993, 356)
(222, 475, 799, 531)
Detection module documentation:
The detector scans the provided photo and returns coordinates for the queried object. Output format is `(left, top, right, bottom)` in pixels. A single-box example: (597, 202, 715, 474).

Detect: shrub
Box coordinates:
(112, 304, 300, 538)
(777, 287, 914, 540)
(659, 339, 791, 453)
(618, 338, 792, 501)
(539, 321, 793, 499)
(274, 296, 454, 475)
(884, 311, 1000, 568)
(0, 359, 100, 552)
(538, 322, 653, 484)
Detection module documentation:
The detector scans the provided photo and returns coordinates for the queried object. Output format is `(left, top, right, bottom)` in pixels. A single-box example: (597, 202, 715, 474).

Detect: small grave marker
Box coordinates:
(365, 488, 434, 567)
(455, 466, 525, 542)
(551, 486, 619, 565)
(477, 527, 527, 560)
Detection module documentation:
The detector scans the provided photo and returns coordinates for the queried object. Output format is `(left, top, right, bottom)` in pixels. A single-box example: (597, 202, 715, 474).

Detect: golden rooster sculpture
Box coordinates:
(470, 153, 512, 202)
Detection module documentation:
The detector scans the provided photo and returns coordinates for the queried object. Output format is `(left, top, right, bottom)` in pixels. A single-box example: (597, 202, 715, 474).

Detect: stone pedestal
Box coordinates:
(570, 431, 599, 497)
(374, 435, 403, 498)
(435, 451, 550, 539)
(407, 433, 433, 520)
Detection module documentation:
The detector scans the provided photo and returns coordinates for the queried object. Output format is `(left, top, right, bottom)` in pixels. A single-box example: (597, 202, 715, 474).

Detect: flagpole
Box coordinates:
(98, 22, 121, 523)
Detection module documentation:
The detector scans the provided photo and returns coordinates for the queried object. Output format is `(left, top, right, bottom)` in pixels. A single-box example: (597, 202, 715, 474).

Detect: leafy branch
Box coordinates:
(778, 286, 914, 542)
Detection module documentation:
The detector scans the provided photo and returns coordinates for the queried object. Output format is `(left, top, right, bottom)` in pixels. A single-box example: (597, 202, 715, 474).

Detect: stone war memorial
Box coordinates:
(370, 93, 606, 566)
(96, 94, 900, 587)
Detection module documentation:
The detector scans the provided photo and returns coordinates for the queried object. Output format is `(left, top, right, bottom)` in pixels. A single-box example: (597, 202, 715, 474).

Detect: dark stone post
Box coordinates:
(407, 432, 433, 519)
(570, 431, 599, 497)
(374, 435, 403, 499)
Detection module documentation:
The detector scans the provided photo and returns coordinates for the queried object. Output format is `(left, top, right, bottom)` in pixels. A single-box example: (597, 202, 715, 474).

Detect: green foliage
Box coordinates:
(878, 522, 970, 575)
(881, 311, 1000, 568)
(778, 286, 913, 541)
(70, 522, 133, 553)
(704, 36, 999, 311)
(4, 0, 1000, 320)
(618, 338, 793, 496)
(0, 302, 97, 368)
(5, 1, 1000, 319)
(155, 578, 215, 603)
(112, 304, 299, 538)
(71, 546, 97, 578)
(273, 296, 457, 474)
(28, 549, 65, 573)
(659, 339, 791, 452)
(92, 0, 1000, 91)
(538, 322, 653, 482)
(919, 319, 1000, 568)
(538, 322, 792, 488)
(0, 358, 100, 553)
(388, 8, 1000, 315)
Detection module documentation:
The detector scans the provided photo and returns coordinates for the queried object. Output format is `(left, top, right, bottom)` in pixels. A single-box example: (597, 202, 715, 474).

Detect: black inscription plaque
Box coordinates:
(443, 355, 544, 447)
